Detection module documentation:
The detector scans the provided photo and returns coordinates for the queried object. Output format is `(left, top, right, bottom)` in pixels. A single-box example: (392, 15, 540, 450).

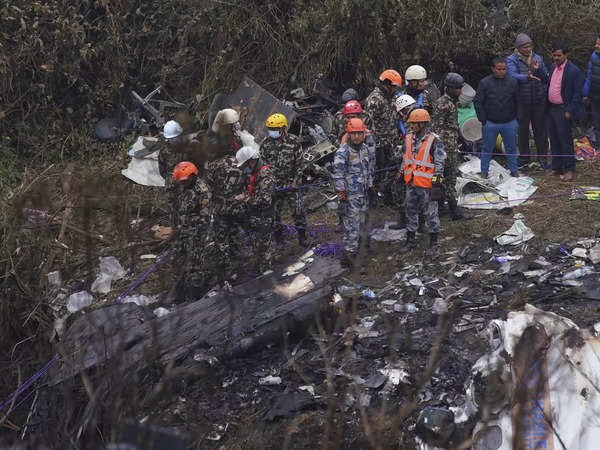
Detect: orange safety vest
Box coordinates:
(403, 133, 436, 188)
(248, 165, 269, 197)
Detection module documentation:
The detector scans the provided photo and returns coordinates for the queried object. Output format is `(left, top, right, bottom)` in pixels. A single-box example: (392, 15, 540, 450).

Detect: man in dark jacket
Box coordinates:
(583, 35, 600, 147)
(547, 41, 584, 181)
(474, 57, 520, 178)
(506, 33, 550, 168)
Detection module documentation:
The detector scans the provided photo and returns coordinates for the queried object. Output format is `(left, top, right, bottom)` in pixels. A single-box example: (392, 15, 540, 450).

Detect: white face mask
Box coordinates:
(268, 130, 281, 139)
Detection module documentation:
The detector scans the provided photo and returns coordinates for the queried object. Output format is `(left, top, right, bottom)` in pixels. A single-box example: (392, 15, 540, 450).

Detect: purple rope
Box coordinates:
(0, 354, 58, 412)
(314, 242, 343, 258)
(115, 250, 173, 303)
(461, 150, 598, 158)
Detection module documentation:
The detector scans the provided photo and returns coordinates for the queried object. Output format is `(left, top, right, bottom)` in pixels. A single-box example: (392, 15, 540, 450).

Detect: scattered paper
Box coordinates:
(495, 220, 534, 246)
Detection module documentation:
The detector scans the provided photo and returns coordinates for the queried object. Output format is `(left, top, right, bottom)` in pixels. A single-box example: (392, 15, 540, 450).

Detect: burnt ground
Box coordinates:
(6, 157, 600, 448)
(120, 162, 600, 448)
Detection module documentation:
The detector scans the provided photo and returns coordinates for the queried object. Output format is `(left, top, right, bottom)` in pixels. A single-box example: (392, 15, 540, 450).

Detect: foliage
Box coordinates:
(1, 0, 599, 171)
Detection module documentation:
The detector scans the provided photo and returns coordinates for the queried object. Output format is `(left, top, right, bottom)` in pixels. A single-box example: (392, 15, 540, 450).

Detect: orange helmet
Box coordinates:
(347, 118, 366, 133)
(173, 161, 198, 182)
(407, 108, 431, 123)
(379, 69, 403, 87)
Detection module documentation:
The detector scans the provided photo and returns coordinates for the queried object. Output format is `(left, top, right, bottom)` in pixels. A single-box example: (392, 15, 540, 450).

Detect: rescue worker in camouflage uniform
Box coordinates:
(234, 146, 276, 273)
(331, 88, 360, 144)
(259, 113, 308, 246)
(334, 118, 376, 269)
(206, 112, 247, 283)
(365, 69, 403, 204)
(405, 65, 435, 113)
(401, 109, 446, 257)
(159, 120, 185, 229)
(431, 73, 471, 220)
(171, 162, 213, 301)
(209, 108, 244, 152)
(333, 100, 367, 146)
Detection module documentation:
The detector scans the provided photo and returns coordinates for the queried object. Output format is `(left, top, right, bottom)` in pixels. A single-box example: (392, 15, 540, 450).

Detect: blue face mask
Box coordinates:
(268, 130, 281, 139)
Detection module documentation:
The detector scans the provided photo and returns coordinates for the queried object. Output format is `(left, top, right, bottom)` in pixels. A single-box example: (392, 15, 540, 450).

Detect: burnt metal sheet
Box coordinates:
(228, 76, 297, 141)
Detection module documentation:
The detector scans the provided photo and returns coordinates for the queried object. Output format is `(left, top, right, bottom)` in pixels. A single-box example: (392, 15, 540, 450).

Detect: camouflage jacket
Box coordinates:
(259, 133, 303, 187)
(431, 93, 460, 153)
(332, 109, 346, 144)
(403, 131, 446, 178)
(333, 140, 376, 196)
(244, 164, 276, 213)
(177, 176, 212, 241)
(206, 155, 245, 215)
(406, 88, 435, 113)
(333, 110, 374, 147)
(158, 140, 181, 188)
(364, 86, 396, 143)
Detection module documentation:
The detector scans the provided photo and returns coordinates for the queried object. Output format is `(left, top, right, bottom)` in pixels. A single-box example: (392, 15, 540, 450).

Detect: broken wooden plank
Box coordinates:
(49, 253, 345, 385)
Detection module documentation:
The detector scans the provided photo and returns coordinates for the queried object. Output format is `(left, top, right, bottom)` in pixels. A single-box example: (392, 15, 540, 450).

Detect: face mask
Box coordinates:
(268, 130, 281, 139)
(244, 167, 253, 174)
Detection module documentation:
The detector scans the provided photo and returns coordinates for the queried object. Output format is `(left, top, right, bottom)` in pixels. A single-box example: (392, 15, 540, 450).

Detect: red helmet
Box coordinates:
(343, 100, 363, 116)
(173, 161, 198, 182)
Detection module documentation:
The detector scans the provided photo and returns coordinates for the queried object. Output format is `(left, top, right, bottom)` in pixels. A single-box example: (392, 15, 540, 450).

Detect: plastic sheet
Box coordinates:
(121, 136, 165, 187)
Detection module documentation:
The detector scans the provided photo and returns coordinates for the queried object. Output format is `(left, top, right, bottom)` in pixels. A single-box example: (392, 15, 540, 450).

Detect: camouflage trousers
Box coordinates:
(392, 176, 426, 219)
(275, 190, 306, 229)
(443, 151, 459, 203)
(176, 233, 210, 290)
(248, 215, 274, 273)
(341, 194, 369, 254)
(213, 214, 243, 280)
(405, 185, 440, 233)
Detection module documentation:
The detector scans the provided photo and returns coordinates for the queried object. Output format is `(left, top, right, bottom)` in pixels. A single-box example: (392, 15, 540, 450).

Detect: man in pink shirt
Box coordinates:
(546, 41, 584, 181)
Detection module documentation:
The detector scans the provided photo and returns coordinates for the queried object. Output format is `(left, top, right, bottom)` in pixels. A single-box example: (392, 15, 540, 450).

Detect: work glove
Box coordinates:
(338, 190, 347, 202)
(430, 176, 444, 202)
(368, 186, 378, 206)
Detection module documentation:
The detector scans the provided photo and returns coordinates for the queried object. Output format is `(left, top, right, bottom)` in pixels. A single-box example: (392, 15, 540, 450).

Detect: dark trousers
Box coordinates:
(517, 102, 548, 164)
(547, 105, 575, 173)
(592, 101, 600, 146)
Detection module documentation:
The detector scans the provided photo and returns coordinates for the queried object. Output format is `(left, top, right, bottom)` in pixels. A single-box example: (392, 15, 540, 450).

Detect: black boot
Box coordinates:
(418, 214, 427, 233)
(341, 251, 355, 269)
(297, 228, 308, 247)
(426, 232, 440, 258)
(404, 231, 417, 249)
(389, 212, 406, 230)
(448, 198, 472, 221)
(335, 215, 344, 233)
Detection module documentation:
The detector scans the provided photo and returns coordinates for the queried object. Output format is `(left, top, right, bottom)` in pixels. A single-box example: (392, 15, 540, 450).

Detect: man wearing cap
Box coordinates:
(507, 33, 550, 168)
(431, 73, 471, 220)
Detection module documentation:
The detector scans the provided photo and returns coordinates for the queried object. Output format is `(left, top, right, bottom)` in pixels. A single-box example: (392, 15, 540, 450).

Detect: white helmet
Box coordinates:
(212, 108, 240, 132)
(395, 94, 416, 112)
(163, 120, 183, 139)
(235, 146, 259, 167)
(405, 65, 427, 81)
